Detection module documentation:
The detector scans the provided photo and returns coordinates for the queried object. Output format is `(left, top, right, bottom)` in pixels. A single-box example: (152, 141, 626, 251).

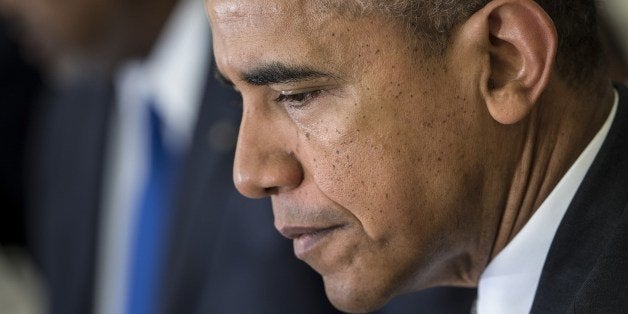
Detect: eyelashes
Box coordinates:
(275, 90, 323, 109)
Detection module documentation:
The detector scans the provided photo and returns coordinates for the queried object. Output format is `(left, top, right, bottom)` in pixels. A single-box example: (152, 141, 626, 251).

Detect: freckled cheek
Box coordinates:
(301, 136, 420, 237)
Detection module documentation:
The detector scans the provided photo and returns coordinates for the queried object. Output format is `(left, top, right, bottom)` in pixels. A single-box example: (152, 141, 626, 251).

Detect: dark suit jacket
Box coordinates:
(27, 61, 477, 313)
(531, 83, 628, 313)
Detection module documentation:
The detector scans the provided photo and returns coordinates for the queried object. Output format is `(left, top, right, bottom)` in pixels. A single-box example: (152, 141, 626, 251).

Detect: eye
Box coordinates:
(275, 90, 323, 108)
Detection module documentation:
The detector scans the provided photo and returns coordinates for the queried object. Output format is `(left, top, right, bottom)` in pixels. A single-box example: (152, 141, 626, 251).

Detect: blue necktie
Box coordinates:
(127, 102, 179, 314)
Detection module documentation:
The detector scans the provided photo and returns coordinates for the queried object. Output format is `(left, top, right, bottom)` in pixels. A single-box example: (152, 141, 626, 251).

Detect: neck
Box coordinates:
(489, 80, 615, 259)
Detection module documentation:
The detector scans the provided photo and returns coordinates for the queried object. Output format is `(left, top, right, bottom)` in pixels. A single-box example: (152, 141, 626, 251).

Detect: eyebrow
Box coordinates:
(216, 62, 334, 88)
(242, 62, 333, 85)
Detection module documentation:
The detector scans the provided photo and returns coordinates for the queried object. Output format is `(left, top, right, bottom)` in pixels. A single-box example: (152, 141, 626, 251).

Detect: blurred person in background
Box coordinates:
(4, 0, 338, 313)
(0, 10, 45, 314)
(2, 0, 476, 313)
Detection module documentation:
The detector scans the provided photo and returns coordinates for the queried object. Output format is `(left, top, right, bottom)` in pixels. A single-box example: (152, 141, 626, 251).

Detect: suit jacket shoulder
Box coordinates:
(531, 84, 628, 313)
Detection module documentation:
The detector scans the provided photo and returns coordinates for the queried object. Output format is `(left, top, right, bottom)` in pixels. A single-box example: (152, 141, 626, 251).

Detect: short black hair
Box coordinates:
(325, 0, 606, 86)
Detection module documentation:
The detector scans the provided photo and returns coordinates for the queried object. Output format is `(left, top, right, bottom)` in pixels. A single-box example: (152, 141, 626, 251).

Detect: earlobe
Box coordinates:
(477, 0, 557, 124)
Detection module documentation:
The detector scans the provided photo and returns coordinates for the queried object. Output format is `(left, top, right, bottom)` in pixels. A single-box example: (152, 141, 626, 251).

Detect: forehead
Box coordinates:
(207, 0, 350, 70)
(208, 0, 324, 36)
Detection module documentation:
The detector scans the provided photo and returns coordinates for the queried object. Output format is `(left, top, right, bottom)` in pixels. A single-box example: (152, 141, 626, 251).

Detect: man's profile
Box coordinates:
(206, 0, 628, 312)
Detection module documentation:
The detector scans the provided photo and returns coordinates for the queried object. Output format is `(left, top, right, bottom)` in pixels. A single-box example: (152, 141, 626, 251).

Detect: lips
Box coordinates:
(278, 225, 344, 259)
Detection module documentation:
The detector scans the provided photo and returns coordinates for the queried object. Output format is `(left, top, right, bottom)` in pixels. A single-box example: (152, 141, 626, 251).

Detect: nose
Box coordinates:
(233, 107, 304, 198)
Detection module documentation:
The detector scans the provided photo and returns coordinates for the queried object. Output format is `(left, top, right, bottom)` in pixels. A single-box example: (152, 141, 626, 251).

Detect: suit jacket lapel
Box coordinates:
(531, 84, 628, 313)
(28, 78, 113, 314)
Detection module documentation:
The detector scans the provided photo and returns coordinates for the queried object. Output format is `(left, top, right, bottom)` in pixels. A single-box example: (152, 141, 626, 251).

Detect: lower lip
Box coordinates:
(293, 227, 341, 259)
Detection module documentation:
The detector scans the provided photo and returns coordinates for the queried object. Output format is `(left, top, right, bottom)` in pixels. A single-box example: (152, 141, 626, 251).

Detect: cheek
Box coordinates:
(299, 101, 479, 242)
(301, 126, 424, 239)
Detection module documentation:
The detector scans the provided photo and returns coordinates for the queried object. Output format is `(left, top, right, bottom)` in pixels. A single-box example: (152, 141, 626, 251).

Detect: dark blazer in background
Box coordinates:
(531, 83, 628, 312)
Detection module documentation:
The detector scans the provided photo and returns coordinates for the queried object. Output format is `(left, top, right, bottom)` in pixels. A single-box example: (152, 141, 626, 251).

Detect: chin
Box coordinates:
(322, 273, 397, 314)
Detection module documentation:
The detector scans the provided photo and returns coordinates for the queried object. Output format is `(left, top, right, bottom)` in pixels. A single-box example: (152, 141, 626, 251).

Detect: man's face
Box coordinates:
(208, 0, 495, 311)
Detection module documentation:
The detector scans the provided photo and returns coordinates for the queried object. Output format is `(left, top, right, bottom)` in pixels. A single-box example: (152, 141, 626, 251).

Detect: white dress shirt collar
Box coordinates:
(477, 90, 619, 314)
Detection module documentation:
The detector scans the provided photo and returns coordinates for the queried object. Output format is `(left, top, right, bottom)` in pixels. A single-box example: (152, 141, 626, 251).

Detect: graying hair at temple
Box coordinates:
(321, 0, 605, 85)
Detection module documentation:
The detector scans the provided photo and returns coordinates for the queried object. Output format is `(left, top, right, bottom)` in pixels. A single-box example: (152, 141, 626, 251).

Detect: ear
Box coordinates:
(463, 0, 557, 124)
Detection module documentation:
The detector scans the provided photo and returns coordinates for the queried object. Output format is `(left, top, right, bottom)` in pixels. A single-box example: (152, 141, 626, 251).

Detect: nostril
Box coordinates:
(264, 186, 279, 195)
